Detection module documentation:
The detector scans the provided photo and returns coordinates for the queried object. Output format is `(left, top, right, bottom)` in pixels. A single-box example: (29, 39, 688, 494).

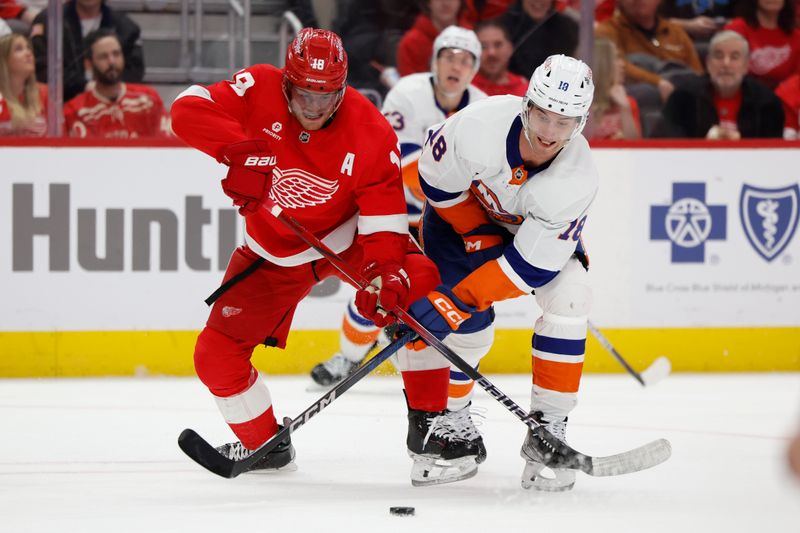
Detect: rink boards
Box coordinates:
(1, 141, 798, 376)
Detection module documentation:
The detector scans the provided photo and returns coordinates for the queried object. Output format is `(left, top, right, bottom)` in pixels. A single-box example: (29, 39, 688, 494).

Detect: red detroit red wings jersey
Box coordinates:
(171, 64, 408, 267)
(0, 83, 48, 134)
(64, 83, 168, 139)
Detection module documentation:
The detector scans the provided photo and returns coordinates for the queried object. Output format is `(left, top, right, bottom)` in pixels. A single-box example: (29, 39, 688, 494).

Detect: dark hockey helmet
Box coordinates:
(283, 28, 348, 96)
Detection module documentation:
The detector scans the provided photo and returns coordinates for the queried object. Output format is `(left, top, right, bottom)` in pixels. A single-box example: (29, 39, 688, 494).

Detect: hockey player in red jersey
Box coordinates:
(171, 28, 473, 475)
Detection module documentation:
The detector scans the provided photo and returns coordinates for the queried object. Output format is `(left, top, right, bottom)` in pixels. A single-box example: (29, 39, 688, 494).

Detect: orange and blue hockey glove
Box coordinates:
(404, 285, 476, 345)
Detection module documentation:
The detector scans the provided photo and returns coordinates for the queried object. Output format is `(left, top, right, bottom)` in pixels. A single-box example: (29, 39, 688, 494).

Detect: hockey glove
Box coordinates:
(354, 262, 411, 327)
(219, 139, 275, 216)
(462, 224, 509, 270)
(403, 285, 475, 348)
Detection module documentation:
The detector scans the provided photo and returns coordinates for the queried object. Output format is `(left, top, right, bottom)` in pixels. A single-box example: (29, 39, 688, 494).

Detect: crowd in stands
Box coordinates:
(3, 0, 800, 140)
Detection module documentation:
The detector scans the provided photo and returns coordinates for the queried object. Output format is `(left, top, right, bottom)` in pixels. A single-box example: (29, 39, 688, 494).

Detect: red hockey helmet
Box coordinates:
(283, 28, 348, 94)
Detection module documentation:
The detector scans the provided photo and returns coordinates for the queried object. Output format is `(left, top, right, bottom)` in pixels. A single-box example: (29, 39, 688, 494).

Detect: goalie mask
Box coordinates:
(521, 54, 594, 145)
(283, 28, 348, 130)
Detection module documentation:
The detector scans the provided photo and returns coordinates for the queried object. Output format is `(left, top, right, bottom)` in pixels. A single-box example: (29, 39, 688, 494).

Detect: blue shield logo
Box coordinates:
(740, 183, 800, 262)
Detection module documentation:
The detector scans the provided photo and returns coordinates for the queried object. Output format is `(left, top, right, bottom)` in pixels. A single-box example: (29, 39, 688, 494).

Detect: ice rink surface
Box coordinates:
(2, 372, 799, 533)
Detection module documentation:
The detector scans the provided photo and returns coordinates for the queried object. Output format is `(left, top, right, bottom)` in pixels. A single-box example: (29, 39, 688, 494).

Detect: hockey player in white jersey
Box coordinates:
(393, 55, 598, 489)
(310, 26, 487, 387)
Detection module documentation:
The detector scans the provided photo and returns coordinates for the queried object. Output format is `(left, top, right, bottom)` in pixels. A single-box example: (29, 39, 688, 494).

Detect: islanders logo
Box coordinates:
(740, 183, 800, 262)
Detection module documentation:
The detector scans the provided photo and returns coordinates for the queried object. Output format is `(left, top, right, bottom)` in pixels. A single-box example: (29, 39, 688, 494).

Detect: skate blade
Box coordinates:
(247, 461, 298, 474)
(520, 460, 575, 492)
(408, 452, 478, 487)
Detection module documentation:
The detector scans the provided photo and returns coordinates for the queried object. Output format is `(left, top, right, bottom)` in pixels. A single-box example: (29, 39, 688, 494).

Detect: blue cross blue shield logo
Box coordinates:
(740, 183, 800, 262)
(650, 183, 727, 263)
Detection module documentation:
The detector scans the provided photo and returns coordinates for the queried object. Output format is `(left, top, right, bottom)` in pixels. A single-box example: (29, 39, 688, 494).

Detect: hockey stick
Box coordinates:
(587, 320, 672, 387)
(263, 199, 671, 478)
(178, 329, 415, 478)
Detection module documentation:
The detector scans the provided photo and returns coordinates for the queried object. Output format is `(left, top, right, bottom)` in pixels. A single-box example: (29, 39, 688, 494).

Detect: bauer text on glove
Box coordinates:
(219, 139, 275, 215)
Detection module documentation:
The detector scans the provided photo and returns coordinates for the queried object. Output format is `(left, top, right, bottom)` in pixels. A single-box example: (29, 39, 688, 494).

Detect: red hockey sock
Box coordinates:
(229, 406, 279, 450)
(402, 367, 450, 411)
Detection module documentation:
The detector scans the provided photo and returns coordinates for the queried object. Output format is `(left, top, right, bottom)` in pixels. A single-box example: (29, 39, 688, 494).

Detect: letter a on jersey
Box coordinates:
(340, 152, 355, 176)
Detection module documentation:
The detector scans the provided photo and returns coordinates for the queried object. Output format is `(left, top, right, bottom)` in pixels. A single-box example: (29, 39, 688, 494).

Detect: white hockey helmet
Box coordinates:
(432, 25, 482, 74)
(521, 54, 594, 141)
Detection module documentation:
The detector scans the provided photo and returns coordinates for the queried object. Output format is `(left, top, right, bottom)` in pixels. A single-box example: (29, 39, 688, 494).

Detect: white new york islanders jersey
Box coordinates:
(418, 95, 599, 289)
(381, 72, 486, 223)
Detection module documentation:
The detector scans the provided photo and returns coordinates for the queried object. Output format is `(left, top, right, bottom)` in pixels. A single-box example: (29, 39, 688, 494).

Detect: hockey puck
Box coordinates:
(389, 506, 415, 517)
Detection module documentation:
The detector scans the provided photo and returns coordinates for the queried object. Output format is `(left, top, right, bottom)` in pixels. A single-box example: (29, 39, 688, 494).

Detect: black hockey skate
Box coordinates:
(520, 411, 576, 491)
(406, 397, 482, 486)
(216, 429, 296, 473)
(310, 352, 364, 387)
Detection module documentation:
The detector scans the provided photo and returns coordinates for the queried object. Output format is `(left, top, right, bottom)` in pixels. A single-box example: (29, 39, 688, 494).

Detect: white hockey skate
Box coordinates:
(520, 412, 576, 491)
(407, 404, 482, 486)
(439, 403, 487, 464)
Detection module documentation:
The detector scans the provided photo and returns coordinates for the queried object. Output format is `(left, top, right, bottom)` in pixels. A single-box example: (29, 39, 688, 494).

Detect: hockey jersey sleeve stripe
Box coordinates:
(357, 214, 408, 235)
(452, 259, 527, 311)
(533, 334, 586, 356)
(427, 194, 495, 236)
(400, 142, 422, 159)
(420, 174, 467, 205)
(503, 244, 560, 289)
(174, 84, 214, 103)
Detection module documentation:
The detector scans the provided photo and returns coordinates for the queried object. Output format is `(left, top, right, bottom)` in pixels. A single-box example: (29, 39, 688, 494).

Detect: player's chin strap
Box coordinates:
(261, 198, 672, 479)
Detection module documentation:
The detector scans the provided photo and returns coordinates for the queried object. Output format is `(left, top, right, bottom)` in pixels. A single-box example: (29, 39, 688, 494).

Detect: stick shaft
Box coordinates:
(587, 320, 645, 386)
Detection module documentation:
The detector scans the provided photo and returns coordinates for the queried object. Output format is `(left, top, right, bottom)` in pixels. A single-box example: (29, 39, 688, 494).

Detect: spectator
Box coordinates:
(0, 18, 11, 38)
(0, 33, 46, 136)
(775, 67, 800, 137)
(471, 18, 528, 95)
(287, 0, 318, 28)
(461, 0, 515, 24)
(1, 0, 39, 34)
(397, 0, 462, 76)
(725, 0, 800, 89)
(499, 0, 579, 79)
(30, 0, 143, 102)
(332, 0, 418, 98)
(597, 0, 618, 22)
(597, 0, 704, 102)
(653, 30, 784, 138)
(590, 38, 642, 139)
(660, 0, 734, 41)
(64, 30, 168, 139)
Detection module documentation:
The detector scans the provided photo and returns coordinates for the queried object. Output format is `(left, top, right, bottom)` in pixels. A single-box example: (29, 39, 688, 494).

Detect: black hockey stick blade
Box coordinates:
(178, 331, 414, 478)
(178, 427, 237, 478)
